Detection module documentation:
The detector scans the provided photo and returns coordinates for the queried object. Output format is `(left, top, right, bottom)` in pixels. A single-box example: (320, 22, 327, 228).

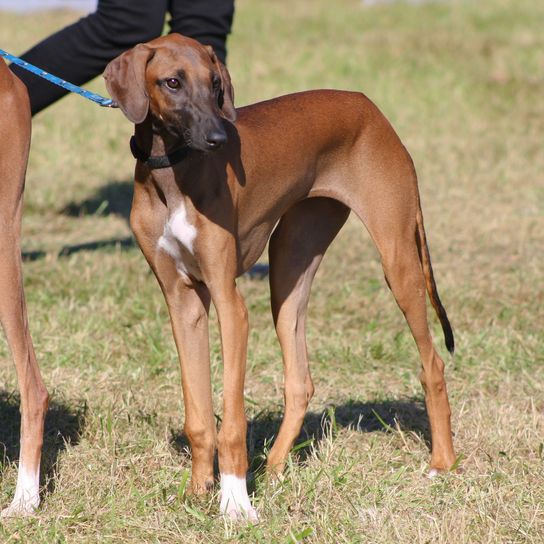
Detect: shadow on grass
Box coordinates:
(22, 180, 136, 262)
(61, 180, 133, 221)
(0, 391, 87, 495)
(170, 398, 429, 474)
(23, 179, 270, 277)
(22, 237, 136, 262)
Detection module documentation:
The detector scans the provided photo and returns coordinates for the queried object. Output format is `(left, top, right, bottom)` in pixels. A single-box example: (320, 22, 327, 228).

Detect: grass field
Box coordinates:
(0, 0, 543, 542)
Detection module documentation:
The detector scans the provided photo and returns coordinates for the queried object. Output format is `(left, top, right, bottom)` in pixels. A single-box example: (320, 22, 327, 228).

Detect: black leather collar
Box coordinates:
(129, 136, 191, 169)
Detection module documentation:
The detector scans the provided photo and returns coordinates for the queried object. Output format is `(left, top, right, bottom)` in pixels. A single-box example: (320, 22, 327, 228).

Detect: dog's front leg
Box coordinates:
(0, 85, 48, 517)
(149, 261, 217, 494)
(146, 254, 218, 492)
(0, 248, 48, 517)
(209, 280, 257, 521)
(164, 280, 217, 494)
(131, 192, 216, 495)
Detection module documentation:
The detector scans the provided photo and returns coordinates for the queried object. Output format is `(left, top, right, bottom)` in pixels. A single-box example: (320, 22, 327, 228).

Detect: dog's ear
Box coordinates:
(206, 46, 236, 123)
(104, 44, 155, 124)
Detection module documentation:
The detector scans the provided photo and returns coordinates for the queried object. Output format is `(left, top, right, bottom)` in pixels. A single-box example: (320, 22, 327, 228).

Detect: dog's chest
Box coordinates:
(157, 203, 202, 281)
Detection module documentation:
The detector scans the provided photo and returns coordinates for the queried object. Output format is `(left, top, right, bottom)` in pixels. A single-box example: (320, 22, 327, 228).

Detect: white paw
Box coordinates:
(219, 474, 259, 522)
(427, 468, 440, 479)
(1, 463, 40, 517)
(1, 498, 39, 518)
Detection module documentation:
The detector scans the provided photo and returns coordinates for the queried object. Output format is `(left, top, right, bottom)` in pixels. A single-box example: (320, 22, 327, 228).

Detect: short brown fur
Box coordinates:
(0, 60, 49, 517)
(104, 34, 456, 518)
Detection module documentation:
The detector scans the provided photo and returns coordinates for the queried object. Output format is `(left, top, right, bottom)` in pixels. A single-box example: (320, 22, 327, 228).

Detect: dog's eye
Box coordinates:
(166, 78, 181, 90)
(212, 75, 221, 92)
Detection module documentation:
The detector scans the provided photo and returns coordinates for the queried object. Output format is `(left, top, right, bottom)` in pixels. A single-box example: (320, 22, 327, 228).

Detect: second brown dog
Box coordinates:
(104, 34, 456, 520)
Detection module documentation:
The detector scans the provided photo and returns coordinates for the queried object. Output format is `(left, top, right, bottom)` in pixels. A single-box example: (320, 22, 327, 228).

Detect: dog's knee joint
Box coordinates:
(218, 428, 244, 447)
(285, 380, 313, 415)
(20, 387, 48, 421)
(419, 357, 446, 392)
(184, 425, 216, 452)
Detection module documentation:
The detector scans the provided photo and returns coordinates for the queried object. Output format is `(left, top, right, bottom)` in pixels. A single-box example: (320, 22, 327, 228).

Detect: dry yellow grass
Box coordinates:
(0, 0, 543, 542)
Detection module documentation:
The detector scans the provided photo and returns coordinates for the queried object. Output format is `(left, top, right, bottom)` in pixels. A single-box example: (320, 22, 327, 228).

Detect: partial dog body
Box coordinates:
(105, 34, 456, 520)
(0, 60, 48, 516)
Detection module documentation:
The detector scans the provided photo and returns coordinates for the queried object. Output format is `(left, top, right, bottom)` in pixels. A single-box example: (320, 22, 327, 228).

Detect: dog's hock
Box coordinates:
(219, 474, 258, 522)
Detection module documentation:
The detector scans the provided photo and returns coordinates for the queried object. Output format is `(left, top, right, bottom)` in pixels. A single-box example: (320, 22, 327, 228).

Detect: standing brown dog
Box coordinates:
(0, 60, 49, 517)
(104, 34, 456, 520)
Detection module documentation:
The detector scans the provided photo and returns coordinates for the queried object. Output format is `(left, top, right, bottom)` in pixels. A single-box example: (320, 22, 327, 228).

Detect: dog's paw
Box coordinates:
(1, 482, 40, 518)
(219, 474, 259, 523)
(1, 497, 39, 518)
(2, 464, 41, 518)
(222, 501, 259, 523)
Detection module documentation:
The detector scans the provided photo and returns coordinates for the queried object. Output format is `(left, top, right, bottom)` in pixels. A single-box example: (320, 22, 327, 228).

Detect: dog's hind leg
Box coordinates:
(376, 229, 455, 472)
(0, 71, 49, 517)
(266, 197, 349, 475)
(348, 152, 456, 473)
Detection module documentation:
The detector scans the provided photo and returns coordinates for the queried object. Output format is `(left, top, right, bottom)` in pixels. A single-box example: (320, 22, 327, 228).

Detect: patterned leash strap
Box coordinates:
(0, 47, 117, 108)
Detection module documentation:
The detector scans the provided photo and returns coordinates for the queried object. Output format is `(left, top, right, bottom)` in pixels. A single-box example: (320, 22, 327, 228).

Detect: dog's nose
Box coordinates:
(205, 130, 228, 149)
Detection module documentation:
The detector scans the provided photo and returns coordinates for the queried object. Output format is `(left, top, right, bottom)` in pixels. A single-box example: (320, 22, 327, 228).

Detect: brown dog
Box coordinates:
(104, 34, 456, 520)
(0, 60, 49, 516)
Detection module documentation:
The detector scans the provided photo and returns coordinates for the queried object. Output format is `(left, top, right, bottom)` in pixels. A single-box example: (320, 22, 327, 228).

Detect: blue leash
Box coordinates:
(0, 47, 117, 108)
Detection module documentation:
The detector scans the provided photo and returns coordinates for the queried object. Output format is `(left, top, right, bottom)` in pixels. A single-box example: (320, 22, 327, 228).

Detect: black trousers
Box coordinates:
(9, 0, 234, 115)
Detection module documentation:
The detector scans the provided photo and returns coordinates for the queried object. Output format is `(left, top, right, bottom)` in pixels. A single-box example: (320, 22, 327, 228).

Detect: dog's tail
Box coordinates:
(415, 205, 455, 354)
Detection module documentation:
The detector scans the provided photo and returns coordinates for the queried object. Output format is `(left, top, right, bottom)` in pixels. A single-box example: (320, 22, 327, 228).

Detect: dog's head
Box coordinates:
(104, 34, 236, 151)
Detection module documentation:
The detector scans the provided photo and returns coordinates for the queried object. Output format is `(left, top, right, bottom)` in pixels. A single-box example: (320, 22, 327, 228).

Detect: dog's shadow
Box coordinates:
(170, 398, 430, 474)
(61, 180, 133, 222)
(23, 181, 135, 262)
(0, 391, 86, 494)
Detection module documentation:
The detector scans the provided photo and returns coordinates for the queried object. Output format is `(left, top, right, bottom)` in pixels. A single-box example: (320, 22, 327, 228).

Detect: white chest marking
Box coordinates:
(157, 203, 200, 279)
(219, 473, 258, 522)
(169, 205, 197, 252)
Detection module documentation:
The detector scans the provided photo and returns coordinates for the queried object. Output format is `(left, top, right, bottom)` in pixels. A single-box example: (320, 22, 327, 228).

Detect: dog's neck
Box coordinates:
(132, 117, 214, 208)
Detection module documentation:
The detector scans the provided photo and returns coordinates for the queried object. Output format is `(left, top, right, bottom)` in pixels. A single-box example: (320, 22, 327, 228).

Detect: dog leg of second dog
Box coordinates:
(0, 61, 49, 517)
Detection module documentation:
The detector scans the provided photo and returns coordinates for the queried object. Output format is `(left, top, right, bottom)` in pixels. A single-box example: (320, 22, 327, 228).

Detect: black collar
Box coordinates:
(129, 136, 191, 169)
